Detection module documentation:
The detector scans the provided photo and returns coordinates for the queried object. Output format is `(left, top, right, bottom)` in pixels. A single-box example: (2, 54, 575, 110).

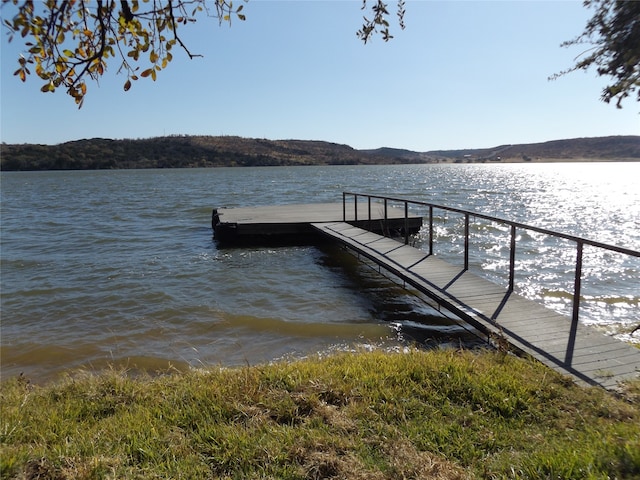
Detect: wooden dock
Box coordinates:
(213, 202, 422, 245)
(212, 201, 640, 389)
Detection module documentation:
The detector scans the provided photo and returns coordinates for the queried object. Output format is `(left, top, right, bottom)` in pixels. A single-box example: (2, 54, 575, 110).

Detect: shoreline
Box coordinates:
(1, 157, 638, 173)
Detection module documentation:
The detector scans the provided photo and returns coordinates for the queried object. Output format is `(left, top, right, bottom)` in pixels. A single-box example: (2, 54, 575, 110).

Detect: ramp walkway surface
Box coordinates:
(312, 221, 640, 390)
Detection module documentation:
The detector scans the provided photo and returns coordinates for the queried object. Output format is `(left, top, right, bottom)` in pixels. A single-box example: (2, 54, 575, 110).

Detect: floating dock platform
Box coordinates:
(212, 202, 423, 245)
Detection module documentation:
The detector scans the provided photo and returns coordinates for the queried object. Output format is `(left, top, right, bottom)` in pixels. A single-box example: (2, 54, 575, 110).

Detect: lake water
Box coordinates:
(1, 163, 639, 383)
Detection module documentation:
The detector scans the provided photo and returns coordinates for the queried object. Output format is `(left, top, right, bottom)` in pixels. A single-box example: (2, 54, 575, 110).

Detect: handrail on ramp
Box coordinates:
(342, 191, 640, 365)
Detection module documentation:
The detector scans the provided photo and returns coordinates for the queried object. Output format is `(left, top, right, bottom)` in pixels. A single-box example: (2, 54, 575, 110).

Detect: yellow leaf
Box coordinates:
(124, 79, 132, 91)
(140, 68, 153, 78)
(41, 81, 54, 93)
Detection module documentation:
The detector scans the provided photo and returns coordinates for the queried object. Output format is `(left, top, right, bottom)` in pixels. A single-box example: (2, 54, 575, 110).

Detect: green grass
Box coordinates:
(2, 348, 639, 479)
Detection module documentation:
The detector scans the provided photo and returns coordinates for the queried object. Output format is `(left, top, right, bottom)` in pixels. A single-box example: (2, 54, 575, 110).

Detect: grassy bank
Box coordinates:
(2, 348, 639, 479)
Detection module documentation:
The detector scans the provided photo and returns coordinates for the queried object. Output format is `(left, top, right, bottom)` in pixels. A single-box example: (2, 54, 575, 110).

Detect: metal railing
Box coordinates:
(343, 192, 640, 359)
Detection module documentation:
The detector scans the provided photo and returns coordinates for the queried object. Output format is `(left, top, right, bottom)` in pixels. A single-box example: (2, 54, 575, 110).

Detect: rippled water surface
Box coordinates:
(2, 163, 639, 383)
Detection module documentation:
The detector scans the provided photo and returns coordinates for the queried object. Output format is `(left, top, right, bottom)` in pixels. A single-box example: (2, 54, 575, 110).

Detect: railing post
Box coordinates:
(464, 213, 470, 271)
(368, 196, 371, 221)
(429, 205, 433, 255)
(509, 224, 516, 291)
(342, 192, 346, 221)
(384, 198, 388, 222)
(404, 201, 409, 245)
(565, 241, 583, 365)
(572, 241, 584, 325)
(354, 194, 358, 221)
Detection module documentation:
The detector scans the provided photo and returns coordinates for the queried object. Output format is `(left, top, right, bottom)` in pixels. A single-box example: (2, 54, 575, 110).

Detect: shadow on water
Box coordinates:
(314, 243, 487, 351)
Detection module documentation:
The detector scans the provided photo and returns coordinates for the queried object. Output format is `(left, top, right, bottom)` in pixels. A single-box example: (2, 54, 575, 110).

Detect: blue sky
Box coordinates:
(1, 0, 638, 151)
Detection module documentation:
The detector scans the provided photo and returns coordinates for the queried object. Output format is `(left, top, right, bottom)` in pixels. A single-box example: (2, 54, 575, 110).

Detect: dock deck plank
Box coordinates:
(312, 221, 640, 389)
(214, 203, 422, 244)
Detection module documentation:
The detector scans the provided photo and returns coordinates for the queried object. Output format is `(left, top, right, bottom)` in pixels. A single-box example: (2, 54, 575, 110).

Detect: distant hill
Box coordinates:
(1, 135, 638, 171)
(417, 136, 640, 163)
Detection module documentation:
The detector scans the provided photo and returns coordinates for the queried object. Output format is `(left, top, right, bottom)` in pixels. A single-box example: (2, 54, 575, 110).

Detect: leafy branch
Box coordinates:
(3, 0, 246, 107)
(550, 0, 640, 108)
(3, 0, 407, 107)
(357, 0, 405, 43)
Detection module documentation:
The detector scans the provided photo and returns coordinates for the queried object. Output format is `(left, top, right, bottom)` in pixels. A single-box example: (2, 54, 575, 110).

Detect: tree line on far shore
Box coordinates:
(1, 135, 638, 171)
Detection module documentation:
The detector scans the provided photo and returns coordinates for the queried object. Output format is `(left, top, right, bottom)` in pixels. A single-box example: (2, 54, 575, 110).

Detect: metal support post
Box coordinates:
(464, 213, 470, 271)
(429, 206, 433, 255)
(565, 241, 583, 365)
(509, 224, 516, 291)
(404, 201, 409, 245)
(354, 194, 358, 221)
(342, 192, 346, 221)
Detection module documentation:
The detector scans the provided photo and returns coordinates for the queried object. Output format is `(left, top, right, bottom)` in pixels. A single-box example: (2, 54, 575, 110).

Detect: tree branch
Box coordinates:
(167, 0, 203, 59)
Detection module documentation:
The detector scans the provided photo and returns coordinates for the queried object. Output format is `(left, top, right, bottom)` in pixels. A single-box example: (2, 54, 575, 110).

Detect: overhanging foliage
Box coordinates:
(552, 0, 640, 108)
